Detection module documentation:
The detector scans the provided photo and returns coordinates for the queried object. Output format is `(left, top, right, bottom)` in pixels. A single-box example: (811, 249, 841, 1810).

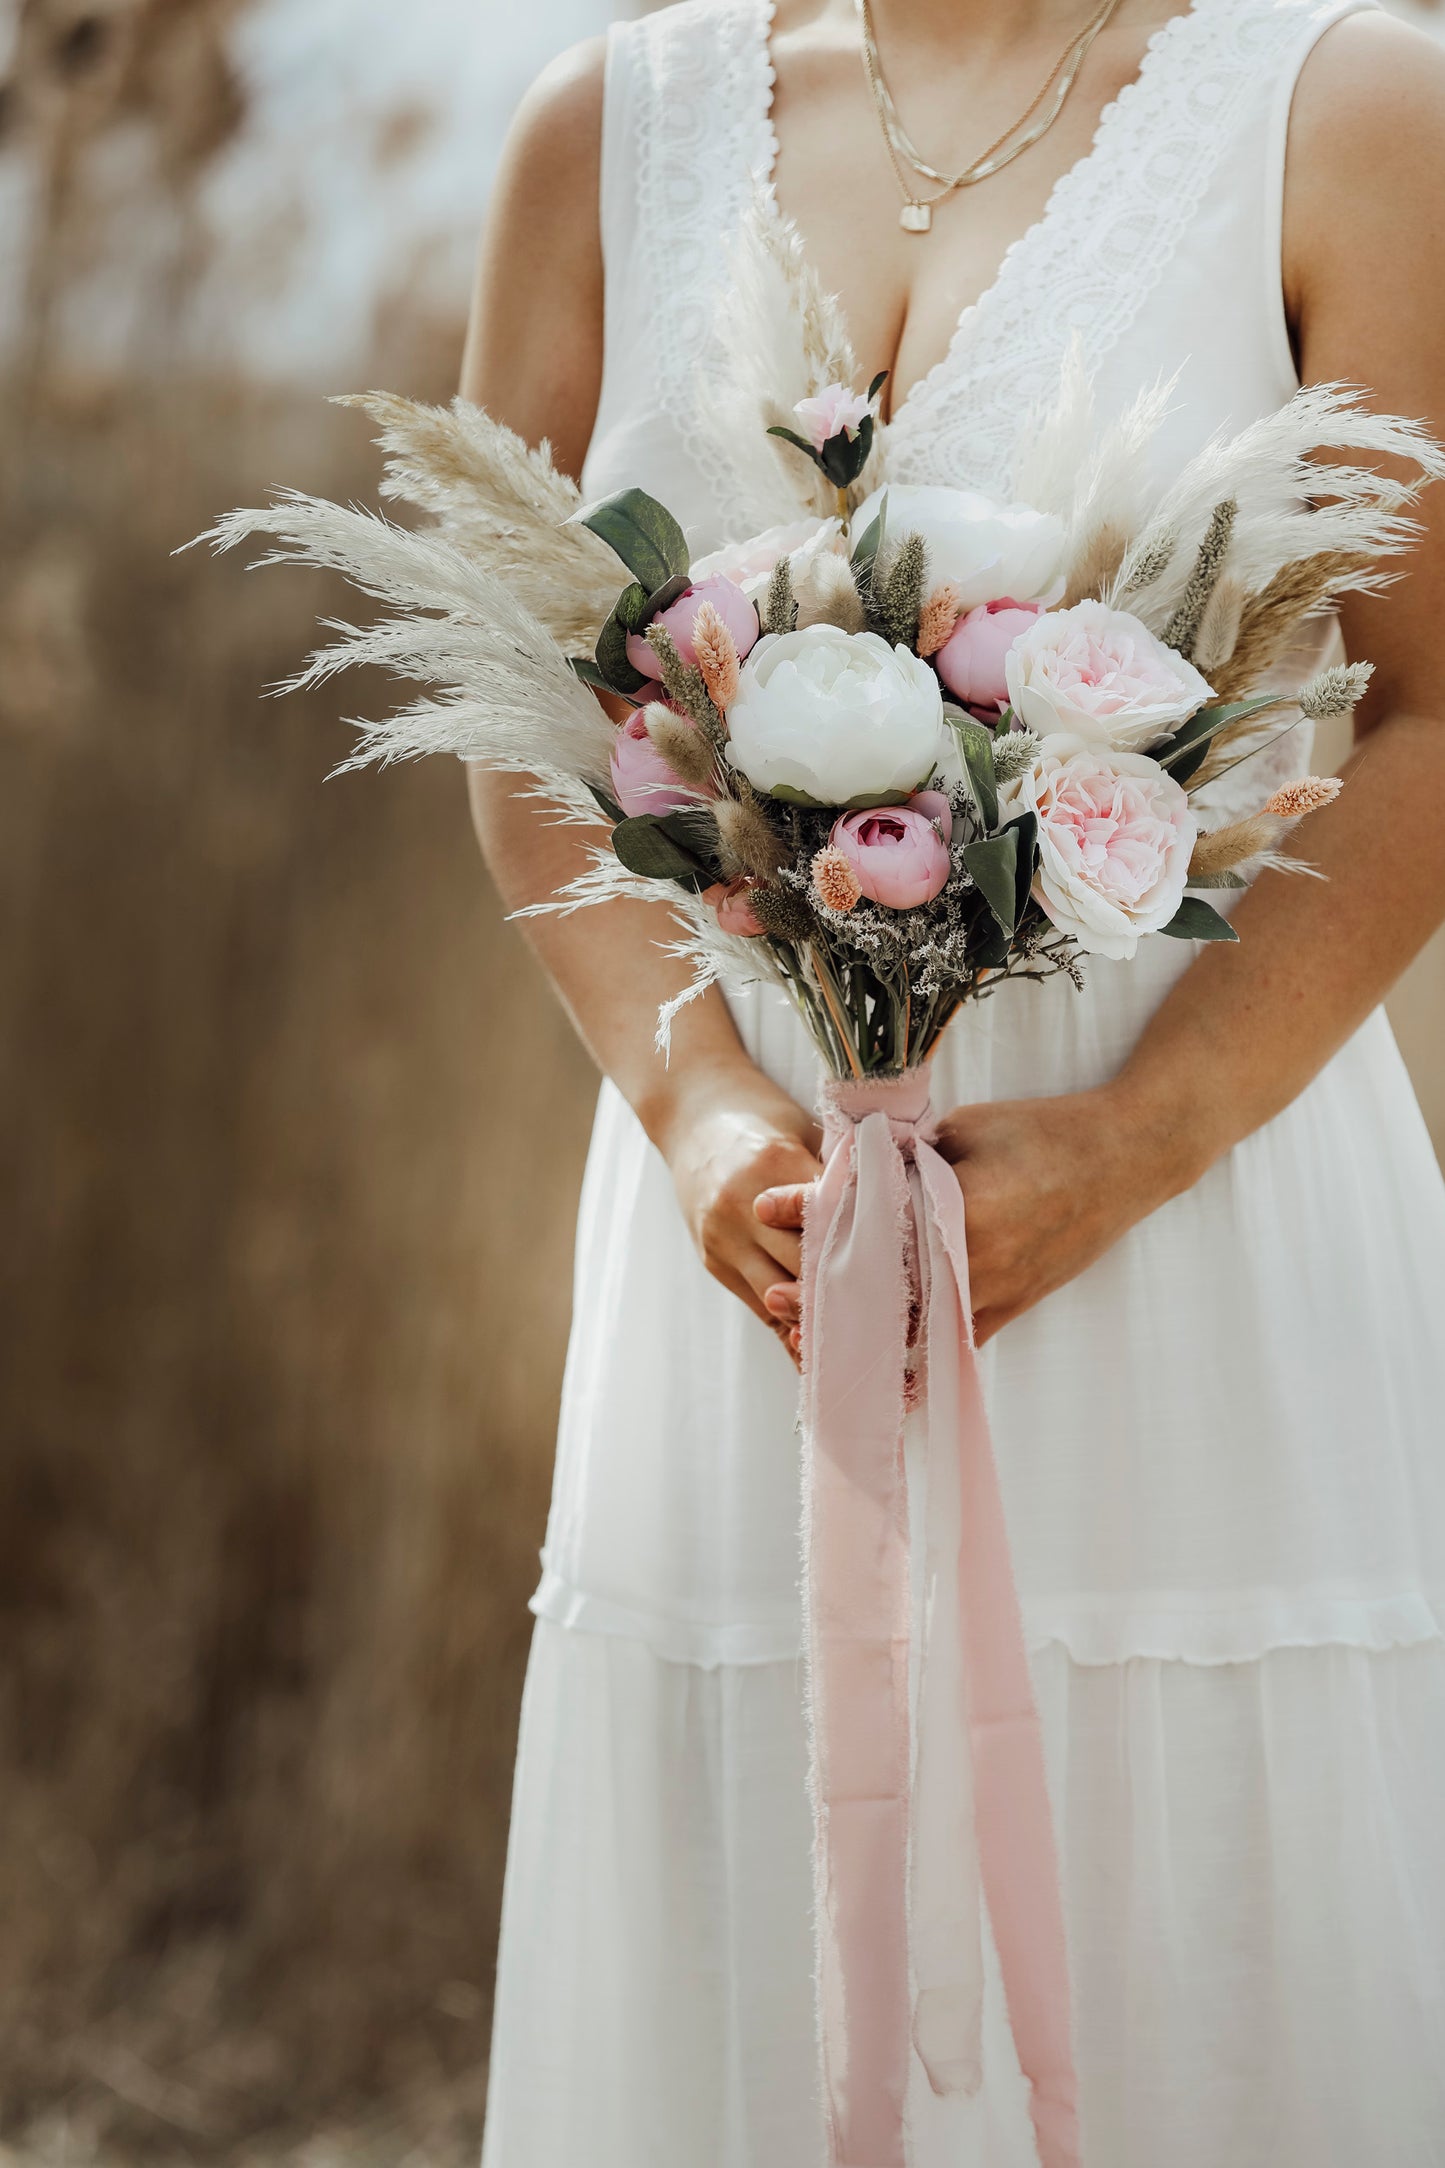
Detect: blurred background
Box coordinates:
(1, 3, 1441, 2164)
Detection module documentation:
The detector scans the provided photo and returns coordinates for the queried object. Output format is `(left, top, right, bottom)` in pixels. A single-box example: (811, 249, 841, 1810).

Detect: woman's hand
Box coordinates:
(659, 1067, 823, 1351)
(755, 1081, 1205, 1349)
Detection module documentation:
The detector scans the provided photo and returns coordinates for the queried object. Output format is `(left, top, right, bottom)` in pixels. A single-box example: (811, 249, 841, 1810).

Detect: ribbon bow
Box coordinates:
(799, 1065, 1080, 2168)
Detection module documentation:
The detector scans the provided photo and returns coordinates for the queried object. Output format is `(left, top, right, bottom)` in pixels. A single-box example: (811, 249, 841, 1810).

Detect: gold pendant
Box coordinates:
(899, 201, 931, 234)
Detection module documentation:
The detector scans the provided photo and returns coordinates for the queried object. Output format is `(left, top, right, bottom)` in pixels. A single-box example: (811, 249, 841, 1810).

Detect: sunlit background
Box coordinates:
(1, 3, 1441, 2162)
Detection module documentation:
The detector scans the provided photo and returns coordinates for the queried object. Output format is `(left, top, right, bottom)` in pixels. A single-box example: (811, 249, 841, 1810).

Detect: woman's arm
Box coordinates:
(759, 14, 1445, 1345)
(465, 43, 820, 1339)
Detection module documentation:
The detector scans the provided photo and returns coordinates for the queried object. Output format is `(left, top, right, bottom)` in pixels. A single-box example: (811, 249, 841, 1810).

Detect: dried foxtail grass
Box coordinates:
(336, 391, 626, 651)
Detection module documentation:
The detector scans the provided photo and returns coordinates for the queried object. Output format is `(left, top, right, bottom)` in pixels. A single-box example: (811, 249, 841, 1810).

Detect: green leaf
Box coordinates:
(1185, 869, 1247, 890)
(569, 655, 614, 693)
(594, 581, 652, 695)
(1161, 695, 1281, 779)
(657, 807, 725, 883)
(867, 368, 889, 404)
(850, 494, 887, 575)
(766, 425, 824, 474)
(644, 571, 692, 616)
(575, 487, 690, 592)
(587, 780, 625, 824)
(948, 715, 999, 832)
(610, 813, 708, 885)
(1157, 896, 1241, 942)
(1007, 810, 1038, 927)
(961, 827, 1021, 936)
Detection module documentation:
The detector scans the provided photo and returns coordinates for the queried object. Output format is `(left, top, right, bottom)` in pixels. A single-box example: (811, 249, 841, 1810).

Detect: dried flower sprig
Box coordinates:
(916, 583, 961, 657)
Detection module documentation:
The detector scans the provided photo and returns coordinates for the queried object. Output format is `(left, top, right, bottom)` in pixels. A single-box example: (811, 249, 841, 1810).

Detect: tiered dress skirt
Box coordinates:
(481, 942, 1445, 2168)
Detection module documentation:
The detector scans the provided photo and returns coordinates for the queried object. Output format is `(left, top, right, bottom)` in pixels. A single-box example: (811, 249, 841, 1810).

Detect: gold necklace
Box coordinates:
(857, 0, 1127, 233)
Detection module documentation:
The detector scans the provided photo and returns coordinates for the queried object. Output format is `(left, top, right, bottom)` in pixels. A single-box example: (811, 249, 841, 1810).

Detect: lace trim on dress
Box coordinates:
(629, 0, 778, 541)
(883, 0, 1365, 498)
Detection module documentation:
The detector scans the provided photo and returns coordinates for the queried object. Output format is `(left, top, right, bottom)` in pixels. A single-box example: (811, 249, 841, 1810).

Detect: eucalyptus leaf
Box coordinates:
(948, 715, 999, 831)
(587, 780, 625, 824)
(1158, 896, 1241, 942)
(867, 368, 890, 404)
(1161, 694, 1282, 775)
(658, 807, 725, 883)
(1007, 810, 1038, 927)
(961, 827, 1021, 936)
(610, 813, 708, 885)
(569, 655, 614, 693)
(850, 494, 887, 575)
(594, 581, 652, 695)
(575, 487, 690, 592)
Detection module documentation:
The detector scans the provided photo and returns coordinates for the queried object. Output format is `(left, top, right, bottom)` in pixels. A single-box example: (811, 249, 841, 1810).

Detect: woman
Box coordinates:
(467, 2, 1445, 2161)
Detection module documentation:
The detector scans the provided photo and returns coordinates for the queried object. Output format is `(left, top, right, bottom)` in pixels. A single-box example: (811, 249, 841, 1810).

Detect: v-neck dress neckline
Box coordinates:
(752, 0, 1208, 431)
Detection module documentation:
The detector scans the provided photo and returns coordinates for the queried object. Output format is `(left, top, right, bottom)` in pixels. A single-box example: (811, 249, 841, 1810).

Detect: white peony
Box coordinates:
(1001, 735, 1197, 961)
(726, 625, 946, 807)
(851, 482, 1067, 611)
(1004, 599, 1214, 754)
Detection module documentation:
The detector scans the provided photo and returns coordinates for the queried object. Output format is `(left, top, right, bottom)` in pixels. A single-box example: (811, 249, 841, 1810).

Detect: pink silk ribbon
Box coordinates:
(799, 1065, 1080, 2168)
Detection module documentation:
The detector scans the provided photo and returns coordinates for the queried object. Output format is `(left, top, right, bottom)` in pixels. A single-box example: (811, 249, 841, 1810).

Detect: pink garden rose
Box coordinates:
(935, 598, 1045, 712)
(1003, 735, 1196, 961)
(689, 519, 838, 596)
(625, 573, 759, 679)
(702, 877, 766, 936)
(1004, 599, 1214, 753)
(906, 787, 953, 838)
(792, 382, 875, 452)
(830, 803, 952, 911)
(609, 706, 706, 819)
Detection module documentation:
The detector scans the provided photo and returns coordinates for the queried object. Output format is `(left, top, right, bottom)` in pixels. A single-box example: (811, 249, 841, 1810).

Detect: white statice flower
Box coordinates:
(727, 625, 945, 807)
(1005, 599, 1214, 754)
(852, 482, 1067, 611)
(1002, 735, 1197, 961)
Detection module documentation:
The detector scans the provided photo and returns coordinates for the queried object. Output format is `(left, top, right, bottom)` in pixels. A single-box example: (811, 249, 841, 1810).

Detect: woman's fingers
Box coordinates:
(764, 1279, 801, 1325)
(754, 1180, 811, 1232)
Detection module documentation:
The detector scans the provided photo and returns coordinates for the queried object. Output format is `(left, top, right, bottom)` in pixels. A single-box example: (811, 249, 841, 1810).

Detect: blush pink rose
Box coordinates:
(702, 877, 766, 936)
(830, 804, 952, 911)
(792, 382, 874, 451)
(1004, 599, 1214, 753)
(609, 707, 706, 819)
(1003, 735, 1196, 961)
(935, 598, 1045, 712)
(625, 574, 759, 678)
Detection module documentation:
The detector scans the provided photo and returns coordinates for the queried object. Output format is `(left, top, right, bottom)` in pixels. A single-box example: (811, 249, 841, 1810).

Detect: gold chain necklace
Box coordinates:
(857, 0, 1127, 233)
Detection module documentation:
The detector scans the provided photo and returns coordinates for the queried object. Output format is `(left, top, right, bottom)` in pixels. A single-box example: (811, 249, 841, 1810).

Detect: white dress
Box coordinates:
(481, 3, 1445, 2162)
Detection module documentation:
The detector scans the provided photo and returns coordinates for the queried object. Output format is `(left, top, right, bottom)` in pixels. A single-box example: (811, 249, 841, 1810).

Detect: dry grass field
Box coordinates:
(2, 4, 1442, 2164)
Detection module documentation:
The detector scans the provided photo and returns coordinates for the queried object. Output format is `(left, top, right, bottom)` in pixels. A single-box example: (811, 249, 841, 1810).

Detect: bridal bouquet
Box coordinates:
(205, 207, 1439, 2168)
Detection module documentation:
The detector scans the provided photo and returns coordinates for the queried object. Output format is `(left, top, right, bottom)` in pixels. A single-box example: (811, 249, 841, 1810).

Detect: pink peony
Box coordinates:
(1003, 735, 1196, 961)
(625, 574, 759, 679)
(609, 707, 707, 819)
(702, 877, 766, 936)
(792, 382, 874, 451)
(1004, 599, 1213, 753)
(906, 788, 953, 838)
(935, 598, 1045, 712)
(830, 804, 952, 911)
